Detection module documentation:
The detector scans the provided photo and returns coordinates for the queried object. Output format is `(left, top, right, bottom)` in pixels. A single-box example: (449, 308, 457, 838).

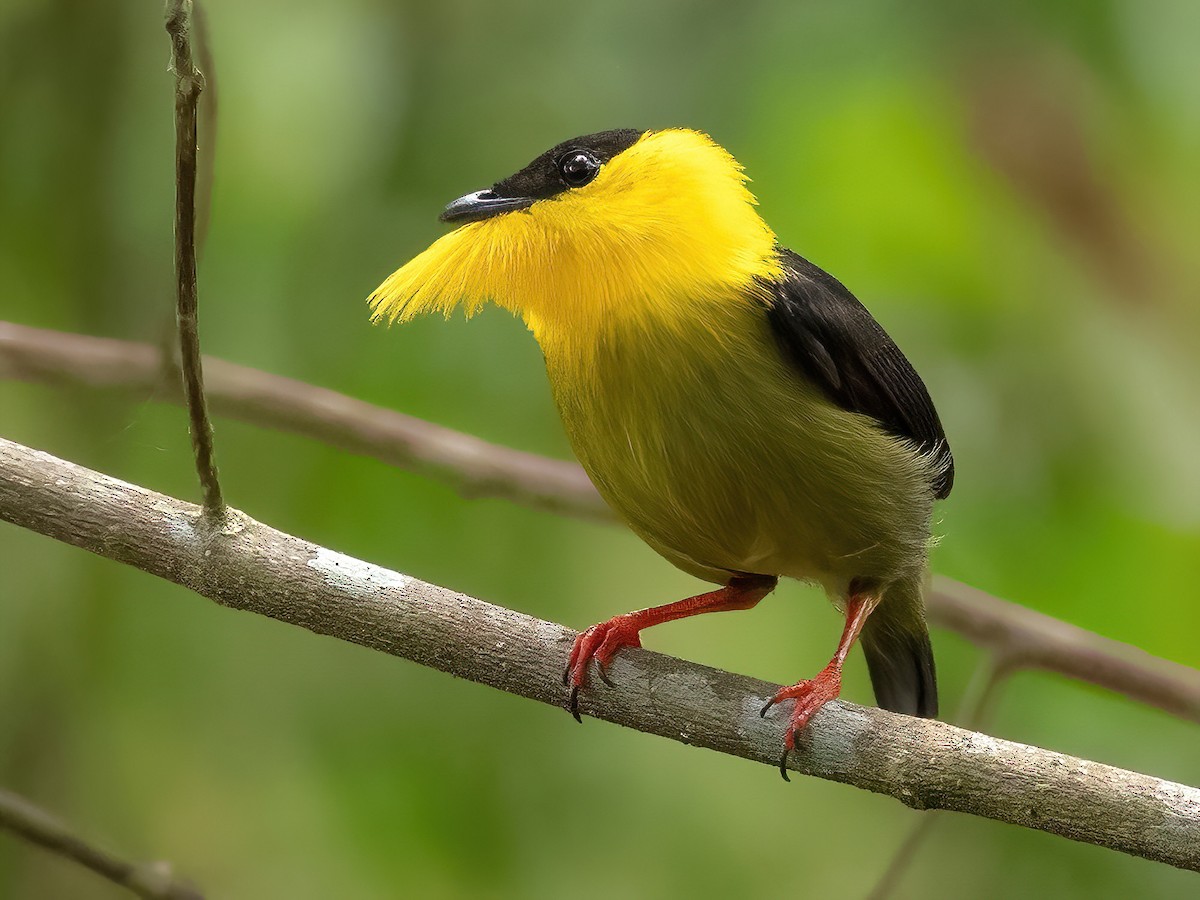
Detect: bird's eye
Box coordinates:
(558, 151, 600, 187)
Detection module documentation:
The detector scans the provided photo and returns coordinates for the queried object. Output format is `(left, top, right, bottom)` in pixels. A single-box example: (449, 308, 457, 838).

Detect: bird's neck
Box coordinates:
(368, 175, 784, 359)
(515, 210, 783, 360)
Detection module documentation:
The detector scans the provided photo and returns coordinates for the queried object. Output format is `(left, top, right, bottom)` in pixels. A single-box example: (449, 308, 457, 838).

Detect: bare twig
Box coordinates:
(165, 0, 222, 516)
(1, 437, 1199, 872)
(930, 578, 1200, 724)
(0, 787, 202, 900)
(3, 320, 1199, 718)
(191, 0, 216, 258)
(952, 653, 1011, 730)
(0, 321, 604, 520)
(867, 807, 938, 899)
(867, 655, 1010, 900)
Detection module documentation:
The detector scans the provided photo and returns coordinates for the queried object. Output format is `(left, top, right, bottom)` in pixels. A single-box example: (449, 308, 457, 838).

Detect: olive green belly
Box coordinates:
(545, 318, 935, 590)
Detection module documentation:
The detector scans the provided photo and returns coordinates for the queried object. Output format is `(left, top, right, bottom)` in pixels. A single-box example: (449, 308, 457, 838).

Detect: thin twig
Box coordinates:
(2, 320, 1199, 720)
(191, 0, 216, 259)
(953, 653, 1011, 730)
(931, 577, 1200, 723)
(867, 654, 1010, 900)
(0, 787, 202, 900)
(0, 321, 606, 520)
(165, 0, 222, 516)
(866, 807, 938, 899)
(1, 437, 1199, 872)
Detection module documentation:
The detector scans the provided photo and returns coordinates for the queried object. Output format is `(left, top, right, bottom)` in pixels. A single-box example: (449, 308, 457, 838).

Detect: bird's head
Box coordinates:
(368, 128, 781, 344)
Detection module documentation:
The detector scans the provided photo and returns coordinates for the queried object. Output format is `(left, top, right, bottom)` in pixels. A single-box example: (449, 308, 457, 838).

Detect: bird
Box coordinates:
(368, 128, 953, 778)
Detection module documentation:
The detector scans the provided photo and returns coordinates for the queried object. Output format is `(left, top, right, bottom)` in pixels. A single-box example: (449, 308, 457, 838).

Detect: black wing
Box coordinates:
(765, 249, 954, 499)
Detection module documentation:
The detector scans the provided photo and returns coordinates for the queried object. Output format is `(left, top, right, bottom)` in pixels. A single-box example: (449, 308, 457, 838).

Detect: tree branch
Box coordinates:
(867, 655, 1010, 899)
(0, 787, 201, 900)
(191, 0, 216, 259)
(165, 0, 222, 516)
(3, 320, 1198, 722)
(1, 436, 1198, 872)
(930, 578, 1200, 724)
(0, 321, 606, 520)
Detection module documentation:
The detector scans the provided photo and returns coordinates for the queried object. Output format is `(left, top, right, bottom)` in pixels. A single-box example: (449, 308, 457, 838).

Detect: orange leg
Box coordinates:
(760, 590, 875, 780)
(564, 574, 778, 721)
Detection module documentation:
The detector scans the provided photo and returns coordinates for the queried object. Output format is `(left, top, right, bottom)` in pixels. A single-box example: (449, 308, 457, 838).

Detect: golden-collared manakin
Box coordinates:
(369, 128, 953, 776)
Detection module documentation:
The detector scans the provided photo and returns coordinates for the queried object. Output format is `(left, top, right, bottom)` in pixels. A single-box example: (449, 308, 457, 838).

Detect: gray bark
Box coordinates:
(0, 788, 201, 900)
(4, 321, 1198, 727)
(1, 436, 1198, 872)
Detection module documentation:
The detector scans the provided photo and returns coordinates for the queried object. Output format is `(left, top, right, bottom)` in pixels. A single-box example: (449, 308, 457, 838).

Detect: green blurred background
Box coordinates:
(2, 0, 1198, 897)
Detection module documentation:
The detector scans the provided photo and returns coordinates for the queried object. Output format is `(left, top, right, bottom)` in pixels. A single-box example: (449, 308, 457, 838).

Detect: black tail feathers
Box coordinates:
(860, 581, 938, 718)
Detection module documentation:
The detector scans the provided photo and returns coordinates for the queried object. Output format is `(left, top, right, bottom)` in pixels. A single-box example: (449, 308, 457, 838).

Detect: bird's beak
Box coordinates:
(439, 189, 535, 224)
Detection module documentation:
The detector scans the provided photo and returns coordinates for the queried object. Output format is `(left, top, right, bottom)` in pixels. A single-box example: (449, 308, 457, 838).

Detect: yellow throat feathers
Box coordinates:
(367, 129, 783, 353)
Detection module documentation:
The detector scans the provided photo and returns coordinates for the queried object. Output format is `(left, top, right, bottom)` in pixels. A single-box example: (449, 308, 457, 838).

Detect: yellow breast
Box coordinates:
(368, 128, 784, 360)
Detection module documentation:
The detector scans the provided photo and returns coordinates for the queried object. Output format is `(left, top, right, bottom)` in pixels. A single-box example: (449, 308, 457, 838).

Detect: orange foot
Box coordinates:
(760, 664, 843, 781)
(563, 616, 642, 722)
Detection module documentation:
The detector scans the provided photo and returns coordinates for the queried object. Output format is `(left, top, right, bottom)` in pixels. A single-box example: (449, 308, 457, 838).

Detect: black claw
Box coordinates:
(569, 686, 582, 723)
(779, 747, 791, 782)
(598, 665, 615, 688)
(794, 724, 809, 749)
(760, 696, 777, 718)
(562, 664, 570, 687)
